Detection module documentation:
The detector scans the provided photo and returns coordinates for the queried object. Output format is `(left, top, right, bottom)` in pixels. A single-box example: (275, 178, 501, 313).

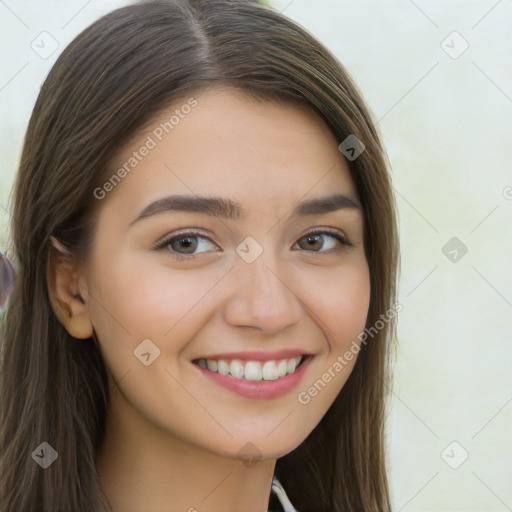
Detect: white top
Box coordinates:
(271, 477, 299, 512)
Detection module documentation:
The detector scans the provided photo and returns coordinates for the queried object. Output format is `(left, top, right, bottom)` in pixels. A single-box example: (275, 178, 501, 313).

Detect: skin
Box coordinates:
(48, 88, 371, 512)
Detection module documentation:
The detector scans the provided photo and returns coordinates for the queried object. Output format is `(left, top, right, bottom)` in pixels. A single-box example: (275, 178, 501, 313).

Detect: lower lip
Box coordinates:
(194, 357, 312, 399)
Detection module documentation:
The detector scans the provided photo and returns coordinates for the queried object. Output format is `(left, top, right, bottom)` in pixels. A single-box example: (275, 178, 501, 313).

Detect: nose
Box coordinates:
(223, 248, 303, 334)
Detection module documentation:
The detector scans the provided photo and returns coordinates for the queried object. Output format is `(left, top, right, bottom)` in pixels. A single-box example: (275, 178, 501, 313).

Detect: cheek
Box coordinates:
(87, 251, 226, 375)
(290, 260, 370, 417)
(90, 251, 206, 335)
(305, 260, 371, 351)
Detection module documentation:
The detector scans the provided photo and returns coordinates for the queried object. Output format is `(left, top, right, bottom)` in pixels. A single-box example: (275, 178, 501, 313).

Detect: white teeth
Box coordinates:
(277, 359, 287, 378)
(196, 356, 304, 381)
(287, 356, 301, 374)
(245, 361, 263, 381)
(217, 360, 230, 375)
(206, 359, 218, 372)
(262, 361, 278, 380)
(229, 359, 244, 379)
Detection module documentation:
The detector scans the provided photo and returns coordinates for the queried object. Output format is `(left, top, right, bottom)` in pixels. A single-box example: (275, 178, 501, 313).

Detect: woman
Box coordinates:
(0, 0, 399, 510)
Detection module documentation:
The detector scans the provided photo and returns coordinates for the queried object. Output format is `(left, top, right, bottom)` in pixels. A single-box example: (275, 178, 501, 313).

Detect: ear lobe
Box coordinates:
(47, 237, 93, 340)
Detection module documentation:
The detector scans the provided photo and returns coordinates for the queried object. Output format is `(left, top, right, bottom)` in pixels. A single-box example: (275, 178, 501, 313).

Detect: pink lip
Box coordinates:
(193, 355, 313, 399)
(193, 349, 312, 361)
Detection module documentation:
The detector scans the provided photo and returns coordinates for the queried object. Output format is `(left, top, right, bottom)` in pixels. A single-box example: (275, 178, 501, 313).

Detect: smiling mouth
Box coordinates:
(192, 356, 308, 381)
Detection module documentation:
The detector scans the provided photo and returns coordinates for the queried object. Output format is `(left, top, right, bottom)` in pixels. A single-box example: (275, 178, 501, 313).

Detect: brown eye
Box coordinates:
(169, 236, 199, 254)
(153, 231, 219, 261)
(295, 230, 352, 253)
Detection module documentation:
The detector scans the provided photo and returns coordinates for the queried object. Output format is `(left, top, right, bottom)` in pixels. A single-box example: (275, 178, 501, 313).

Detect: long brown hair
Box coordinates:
(0, 1, 399, 510)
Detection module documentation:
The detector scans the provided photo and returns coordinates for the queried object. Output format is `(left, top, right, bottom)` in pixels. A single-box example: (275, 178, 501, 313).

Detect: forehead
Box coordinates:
(103, 88, 357, 216)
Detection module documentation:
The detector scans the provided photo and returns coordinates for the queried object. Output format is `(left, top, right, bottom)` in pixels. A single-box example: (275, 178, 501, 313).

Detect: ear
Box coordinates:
(46, 236, 93, 340)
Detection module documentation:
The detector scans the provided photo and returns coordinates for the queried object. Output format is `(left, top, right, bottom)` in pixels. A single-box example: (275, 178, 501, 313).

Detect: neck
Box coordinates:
(95, 378, 276, 512)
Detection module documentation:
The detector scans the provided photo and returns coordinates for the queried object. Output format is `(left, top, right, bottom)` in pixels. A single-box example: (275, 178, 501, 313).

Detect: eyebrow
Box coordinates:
(129, 193, 362, 226)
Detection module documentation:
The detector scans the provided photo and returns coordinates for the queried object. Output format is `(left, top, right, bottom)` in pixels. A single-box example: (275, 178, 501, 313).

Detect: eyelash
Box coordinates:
(152, 228, 354, 261)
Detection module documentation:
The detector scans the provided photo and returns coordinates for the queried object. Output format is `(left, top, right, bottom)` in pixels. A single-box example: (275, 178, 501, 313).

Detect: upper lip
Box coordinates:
(193, 349, 313, 362)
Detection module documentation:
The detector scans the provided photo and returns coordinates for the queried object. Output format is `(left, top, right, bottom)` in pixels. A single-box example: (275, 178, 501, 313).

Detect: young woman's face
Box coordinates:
(83, 88, 370, 461)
